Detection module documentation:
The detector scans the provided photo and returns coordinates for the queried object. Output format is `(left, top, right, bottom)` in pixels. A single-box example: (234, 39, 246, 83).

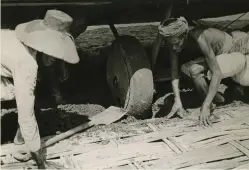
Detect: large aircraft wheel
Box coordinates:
(107, 35, 154, 119)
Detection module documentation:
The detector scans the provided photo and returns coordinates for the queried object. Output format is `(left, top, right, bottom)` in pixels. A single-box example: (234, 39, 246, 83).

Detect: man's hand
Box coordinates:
(200, 105, 212, 127)
(44, 161, 64, 169)
(12, 151, 32, 162)
(30, 149, 64, 169)
(167, 99, 186, 119)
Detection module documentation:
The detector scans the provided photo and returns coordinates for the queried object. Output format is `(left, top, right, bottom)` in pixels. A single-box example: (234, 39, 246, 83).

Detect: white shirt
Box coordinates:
(1, 29, 40, 152)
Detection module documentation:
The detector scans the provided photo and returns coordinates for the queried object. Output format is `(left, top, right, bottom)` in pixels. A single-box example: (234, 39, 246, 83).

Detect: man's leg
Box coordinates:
(181, 58, 225, 103)
(215, 52, 249, 102)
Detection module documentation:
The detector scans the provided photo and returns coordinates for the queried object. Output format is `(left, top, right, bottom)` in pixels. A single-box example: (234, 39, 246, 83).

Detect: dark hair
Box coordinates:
(161, 18, 178, 26)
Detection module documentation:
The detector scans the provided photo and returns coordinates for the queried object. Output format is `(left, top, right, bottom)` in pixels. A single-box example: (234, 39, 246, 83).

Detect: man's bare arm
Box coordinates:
(151, 33, 163, 71)
(170, 47, 180, 100)
(197, 34, 222, 108)
(167, 45, 186, 119)
(13, 59, 41, 152)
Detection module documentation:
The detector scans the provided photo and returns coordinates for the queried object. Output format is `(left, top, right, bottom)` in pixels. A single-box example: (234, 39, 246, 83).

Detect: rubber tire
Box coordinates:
(107, 35, 154, 119)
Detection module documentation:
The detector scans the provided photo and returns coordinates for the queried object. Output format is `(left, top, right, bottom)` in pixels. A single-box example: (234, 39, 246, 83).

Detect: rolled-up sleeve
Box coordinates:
(13, 58, 41, 152)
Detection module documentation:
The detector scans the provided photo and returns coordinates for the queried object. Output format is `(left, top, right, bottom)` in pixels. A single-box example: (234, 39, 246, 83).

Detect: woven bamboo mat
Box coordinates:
(1, 103, 249, 169)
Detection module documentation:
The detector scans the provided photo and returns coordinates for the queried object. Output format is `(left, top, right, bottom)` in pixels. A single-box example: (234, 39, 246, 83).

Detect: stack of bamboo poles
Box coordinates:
(1, 104, 249, 169)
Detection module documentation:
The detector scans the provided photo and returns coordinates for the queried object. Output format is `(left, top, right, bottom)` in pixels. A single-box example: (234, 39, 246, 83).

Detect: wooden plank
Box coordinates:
(152, 143, 244, 169)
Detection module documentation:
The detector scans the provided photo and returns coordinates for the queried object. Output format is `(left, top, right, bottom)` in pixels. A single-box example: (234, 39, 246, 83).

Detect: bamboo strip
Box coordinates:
(231, 162, 249, 169)
(192, 136, 249, 150)
(128, 162, 138, 169)
(133, 161, 145, 169)
(0, 133, 139, 156)
(146, 122, 189, 153)
(168, 137, 187, 152)
(191, 131, 248, 148)
(215, 106, 249, 115)
(227, 108, 249, 117)
(61, 155, 76, 169)
(120, 130, 182, 144)
(73, 142, 169, 163)
(177, 125, 249, 147)
(229, 141, 249, 157)
(162, 138, 182, 154)
(46, 127, 189, 161)
(172, 152, 244, 169)
(73, 143, 171, 169)
(80, 155, 140, 169)
(241, 140, 249, 148)
(152, 143, 243, 169)
(70, 156, 82, 169)
(147, 123, 160, 132)
(110, 139, 119, 147)
(181, 156, 249, 169)
(82, 152, 171, 170)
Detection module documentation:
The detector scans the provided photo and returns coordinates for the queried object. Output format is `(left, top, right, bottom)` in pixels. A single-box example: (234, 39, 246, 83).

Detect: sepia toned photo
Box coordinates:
(1, 0, 249, 169)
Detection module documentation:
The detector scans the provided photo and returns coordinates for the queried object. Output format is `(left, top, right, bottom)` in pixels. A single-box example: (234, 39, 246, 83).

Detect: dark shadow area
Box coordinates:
(1, 111, 18, 144)
(223, 78, 249, 104)
(1, 107, 90, 144)
(153, 82, 202, 118)
(60, 49, 115, 108)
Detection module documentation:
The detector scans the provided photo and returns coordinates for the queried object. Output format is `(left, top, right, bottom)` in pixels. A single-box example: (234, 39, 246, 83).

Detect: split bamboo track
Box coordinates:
(1, 103, 249, 169)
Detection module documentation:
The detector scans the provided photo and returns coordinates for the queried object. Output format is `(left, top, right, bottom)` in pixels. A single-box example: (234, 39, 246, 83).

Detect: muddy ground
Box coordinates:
(1, 23, 248, 144)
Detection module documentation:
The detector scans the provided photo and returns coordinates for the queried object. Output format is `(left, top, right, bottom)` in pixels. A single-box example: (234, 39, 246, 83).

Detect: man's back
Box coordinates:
(1, 29, 37, 78)
(190, 27, 232, 55)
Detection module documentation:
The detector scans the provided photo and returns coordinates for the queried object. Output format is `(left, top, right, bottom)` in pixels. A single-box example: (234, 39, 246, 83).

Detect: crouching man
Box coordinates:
(152, 17, 249, 126)
(1, 10, 79, 168)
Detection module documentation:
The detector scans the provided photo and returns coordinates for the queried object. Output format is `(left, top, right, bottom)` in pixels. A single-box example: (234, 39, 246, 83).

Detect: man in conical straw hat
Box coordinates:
(152, 17, 249, 127)
(1, 9, 79, 168)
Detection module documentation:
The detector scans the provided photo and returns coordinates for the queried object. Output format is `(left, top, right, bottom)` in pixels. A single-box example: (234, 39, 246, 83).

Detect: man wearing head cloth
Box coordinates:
(1, 10, 79, 168)
(152, 17, 249, 127)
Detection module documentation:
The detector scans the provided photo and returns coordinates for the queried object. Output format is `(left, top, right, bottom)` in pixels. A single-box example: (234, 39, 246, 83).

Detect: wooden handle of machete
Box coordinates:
(43, 121, 94, 148)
